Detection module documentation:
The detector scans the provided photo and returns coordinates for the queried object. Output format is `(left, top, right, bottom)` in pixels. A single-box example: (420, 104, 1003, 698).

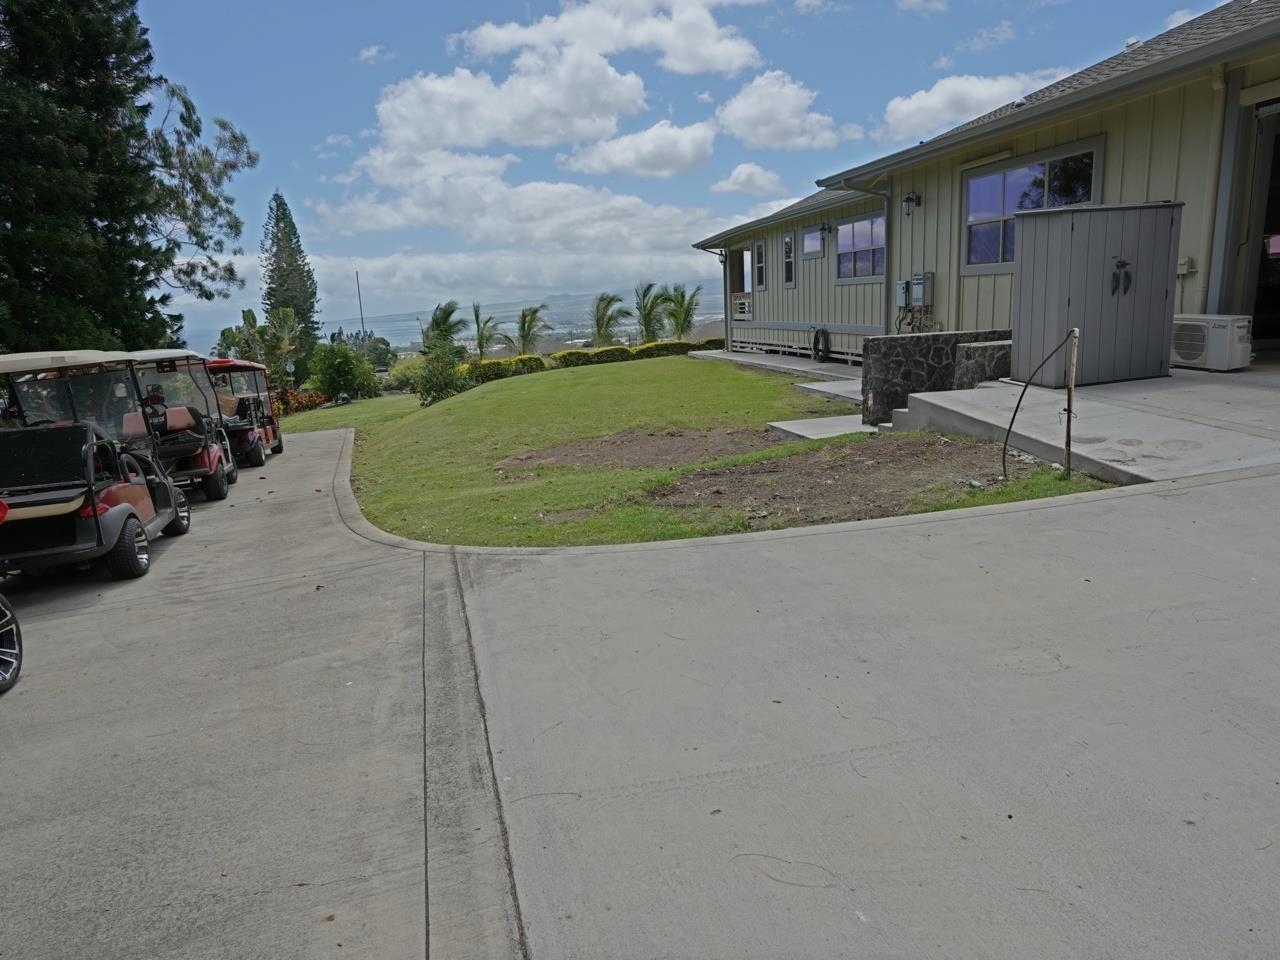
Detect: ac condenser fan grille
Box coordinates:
(1172, 322, 1207, 362)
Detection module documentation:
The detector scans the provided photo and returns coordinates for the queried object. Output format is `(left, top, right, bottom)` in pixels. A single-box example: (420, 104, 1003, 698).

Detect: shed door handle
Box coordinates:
(1111, 271, 1119, 296)
(1122, 269, 1132, 294)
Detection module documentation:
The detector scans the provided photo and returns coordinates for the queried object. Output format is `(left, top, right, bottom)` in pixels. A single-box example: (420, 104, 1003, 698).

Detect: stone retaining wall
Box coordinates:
(861, 329, 1011, 425)
(952, 340, 1012, 391)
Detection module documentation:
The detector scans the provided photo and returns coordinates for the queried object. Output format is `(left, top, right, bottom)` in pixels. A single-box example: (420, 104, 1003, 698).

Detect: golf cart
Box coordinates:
(206, 358, 284, 468)
(130, 349, 237, 500)
(0, 350, 190, 581)
(0, 502, 21, 695)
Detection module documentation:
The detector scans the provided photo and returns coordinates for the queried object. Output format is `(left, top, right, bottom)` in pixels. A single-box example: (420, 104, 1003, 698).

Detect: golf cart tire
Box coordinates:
(270, 433, 284, 456)
(163, 488, 192, 537)
(0, 594, 22, 695)
(202, 461, 229, 501)
(247, 438, 267, 468)
(225, 453, 239, 485)
(105, 516, 150, 580)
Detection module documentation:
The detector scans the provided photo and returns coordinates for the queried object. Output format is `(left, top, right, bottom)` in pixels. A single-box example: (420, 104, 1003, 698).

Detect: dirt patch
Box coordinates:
(495, 426, 785, 472)
(648, 433, 1041, 528)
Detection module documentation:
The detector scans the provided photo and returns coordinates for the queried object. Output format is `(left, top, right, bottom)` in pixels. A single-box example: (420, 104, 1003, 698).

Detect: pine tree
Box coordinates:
(0, 0, 170, 351)
(260, 192, 320, 378)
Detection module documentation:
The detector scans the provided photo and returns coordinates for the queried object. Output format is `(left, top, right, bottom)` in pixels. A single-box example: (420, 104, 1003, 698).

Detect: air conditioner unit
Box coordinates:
(1170, 314, 1252, 371)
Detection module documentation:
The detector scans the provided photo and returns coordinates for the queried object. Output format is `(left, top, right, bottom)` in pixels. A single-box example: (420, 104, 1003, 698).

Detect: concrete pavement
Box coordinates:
(5, 428, 1279, 959)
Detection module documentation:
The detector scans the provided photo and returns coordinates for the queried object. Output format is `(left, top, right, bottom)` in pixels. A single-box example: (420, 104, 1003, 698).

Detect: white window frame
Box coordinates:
(754, 239, 766, 291)
(783, 231, 796, 289)
(801, 224, 825, 261)
(834, 211, 886, 286)
(960, 135, 1105, 277)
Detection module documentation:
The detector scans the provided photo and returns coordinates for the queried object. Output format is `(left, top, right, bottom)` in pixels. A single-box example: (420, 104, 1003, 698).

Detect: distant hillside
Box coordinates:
(329, 281, 723, 348)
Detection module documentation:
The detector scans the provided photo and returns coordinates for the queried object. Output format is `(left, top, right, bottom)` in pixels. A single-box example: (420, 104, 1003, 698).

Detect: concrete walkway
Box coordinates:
(6, 430, 1280, 959)
(690, 348, 860, 382)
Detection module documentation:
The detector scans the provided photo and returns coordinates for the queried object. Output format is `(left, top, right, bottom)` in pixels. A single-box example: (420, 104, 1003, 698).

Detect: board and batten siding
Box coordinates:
(890, 66, 1221, 334)
(739, 195, 887, 358)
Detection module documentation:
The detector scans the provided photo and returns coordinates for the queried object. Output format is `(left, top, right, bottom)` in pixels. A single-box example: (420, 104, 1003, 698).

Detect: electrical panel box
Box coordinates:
(911, 272, 933, 307)
(894, 279, 910, 308)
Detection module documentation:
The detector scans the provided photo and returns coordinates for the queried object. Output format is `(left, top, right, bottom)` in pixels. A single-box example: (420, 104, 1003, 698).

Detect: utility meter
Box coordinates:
(911, 272, 933, 307)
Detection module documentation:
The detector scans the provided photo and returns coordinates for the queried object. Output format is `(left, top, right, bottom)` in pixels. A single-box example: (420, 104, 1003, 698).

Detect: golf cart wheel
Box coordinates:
(270, 432, 284, 456)
(163, 488, 191, 537)
(247, 438, 267, 468)
(224, 452, 239, 485)
(106, 516, 150, 580)
(202, 461, 229, 501)
(0, 594, 22, 695)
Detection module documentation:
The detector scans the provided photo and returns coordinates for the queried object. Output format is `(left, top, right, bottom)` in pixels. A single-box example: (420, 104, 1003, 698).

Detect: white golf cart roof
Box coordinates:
(129, 349, 207, 364)
(0, 350, 135, 376)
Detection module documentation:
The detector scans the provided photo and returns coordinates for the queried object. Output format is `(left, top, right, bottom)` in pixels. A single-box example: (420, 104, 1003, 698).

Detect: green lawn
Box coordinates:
(284, 357, 837, 545)
(283, 357, 1106, 546)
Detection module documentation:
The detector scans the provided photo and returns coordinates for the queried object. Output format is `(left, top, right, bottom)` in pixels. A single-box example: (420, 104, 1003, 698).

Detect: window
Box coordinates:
(964, 141, 1099, 268)
(836, 213, 886, 280)
(801, 225, 824, 260)
(754, 239, 766, 290)
(783, 232, 796, 288)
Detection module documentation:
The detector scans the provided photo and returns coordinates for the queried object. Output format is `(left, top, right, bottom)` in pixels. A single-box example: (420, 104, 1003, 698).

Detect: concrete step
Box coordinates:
(794, 379, 862, 405)
(767, 415, 878, 440)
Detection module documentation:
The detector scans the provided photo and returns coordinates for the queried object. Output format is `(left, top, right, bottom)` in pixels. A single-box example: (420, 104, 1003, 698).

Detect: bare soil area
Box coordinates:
(648, 433, 1040, 528)
(495, 426, 785, 471)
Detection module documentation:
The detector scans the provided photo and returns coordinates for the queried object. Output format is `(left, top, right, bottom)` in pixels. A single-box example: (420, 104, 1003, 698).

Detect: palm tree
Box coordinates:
(263, 307, 301, 386)
(662, 283, 702, 340)
(634, 281, 671, 343)
(425, 299, 466, 345)
(590, 292, 632, 347)
(499, 304, 551, 356)
(473, 301, 501, 360)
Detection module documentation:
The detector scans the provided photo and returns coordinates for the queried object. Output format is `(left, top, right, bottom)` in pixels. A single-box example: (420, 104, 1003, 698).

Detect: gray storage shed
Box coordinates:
(1011, 201, 1182, 387)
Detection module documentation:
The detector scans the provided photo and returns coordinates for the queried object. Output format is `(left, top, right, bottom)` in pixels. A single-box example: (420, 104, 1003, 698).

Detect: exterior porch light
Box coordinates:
(902, 191, 922, 217)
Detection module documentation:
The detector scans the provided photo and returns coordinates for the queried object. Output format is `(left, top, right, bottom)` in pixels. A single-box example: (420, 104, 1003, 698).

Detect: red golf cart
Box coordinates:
(0, 351, 190, 581)
(0, 500, 21, 694)
(130, 349, 237, 500)
(206, 358, 284, 468)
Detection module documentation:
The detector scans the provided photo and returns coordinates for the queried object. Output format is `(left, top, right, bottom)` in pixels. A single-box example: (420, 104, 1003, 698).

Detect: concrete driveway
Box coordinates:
(4, 430, 1278, 959)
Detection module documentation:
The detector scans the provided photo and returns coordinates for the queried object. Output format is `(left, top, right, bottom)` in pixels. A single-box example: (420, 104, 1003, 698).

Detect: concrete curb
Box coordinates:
(322, 427, 1280, 559)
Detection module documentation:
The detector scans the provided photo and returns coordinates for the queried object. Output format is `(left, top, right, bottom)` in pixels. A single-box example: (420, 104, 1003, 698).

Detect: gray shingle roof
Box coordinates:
(692, 188, 873, 250)
(817, 0, 1280, 188)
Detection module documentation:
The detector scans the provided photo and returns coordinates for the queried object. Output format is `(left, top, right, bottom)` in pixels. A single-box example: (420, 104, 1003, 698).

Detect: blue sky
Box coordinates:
(138, 0, 1221, 349)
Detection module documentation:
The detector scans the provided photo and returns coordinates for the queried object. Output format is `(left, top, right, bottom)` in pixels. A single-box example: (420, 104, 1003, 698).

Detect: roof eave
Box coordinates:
(692, 189, 878, 250)
(816, 16, 1280, 189)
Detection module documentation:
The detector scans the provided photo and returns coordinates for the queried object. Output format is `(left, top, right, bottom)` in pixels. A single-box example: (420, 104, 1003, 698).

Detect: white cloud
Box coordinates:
(875, 69, 1067, 143)
(717, 70, 853, 150)
(744, 197, 801, 219)
(711, 162, 785, 196)
(356, 45, 394, 64)
(696, 90, 715, 103)
(323, 134, 353, 147)
(959, 21, 1015, 53)
(794, 0, 831, 11)
(560, 120, 717, 177)
(460, 1, 764, 77)
(373, 48, 646, 149)
(933, 54, 954, 70)
(897, 0, 946, 13)
(1163, 3, 1229, 30)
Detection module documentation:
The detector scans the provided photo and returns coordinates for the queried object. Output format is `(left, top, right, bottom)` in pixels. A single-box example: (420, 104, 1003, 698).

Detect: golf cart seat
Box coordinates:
(151, 406, 209, 460)
(121, 411, 147, 438)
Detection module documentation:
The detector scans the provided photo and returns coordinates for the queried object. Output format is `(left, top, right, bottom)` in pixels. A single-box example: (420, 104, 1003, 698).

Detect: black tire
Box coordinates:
(270, 431, 284, 456)
(247, 438, 267, 468)
(811, 327, 831, 363)
(224, 448, 239, 485)
(0, 594, 22, 695)
(105, 516, 150, 580)
(162, 488, 191, 537)
(202, 461, 229, 501)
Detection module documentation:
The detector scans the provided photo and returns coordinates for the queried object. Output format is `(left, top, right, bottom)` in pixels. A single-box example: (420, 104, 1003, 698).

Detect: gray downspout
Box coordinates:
(1206, 67, 1244, 313)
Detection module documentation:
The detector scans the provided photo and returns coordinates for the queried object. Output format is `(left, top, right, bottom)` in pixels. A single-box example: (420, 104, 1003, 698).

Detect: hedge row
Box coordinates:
(412, 337, 726, 406)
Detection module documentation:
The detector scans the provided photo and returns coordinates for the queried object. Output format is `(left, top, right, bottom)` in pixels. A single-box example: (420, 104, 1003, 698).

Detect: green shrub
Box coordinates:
(310, 342, 382, 398)
(629, 340, 698, 360)
(386, 355, 425, 391)
(695, 337, 725, 349)
(589, 346, 632, 364)
(418, 343, 473, 406)
(551, 349, 593, 368)
(463, 354, 548, 384)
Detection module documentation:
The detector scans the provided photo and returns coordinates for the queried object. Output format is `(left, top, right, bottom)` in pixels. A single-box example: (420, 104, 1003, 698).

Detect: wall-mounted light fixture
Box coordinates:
(717, 250, 727, 265)
(901, 191, 922, 218)
(818, 222, 832, 235)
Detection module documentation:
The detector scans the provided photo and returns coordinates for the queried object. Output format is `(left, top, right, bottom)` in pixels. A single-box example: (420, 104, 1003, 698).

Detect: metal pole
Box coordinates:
(1065, 327, 1080, 477)
(356, 271, 367, 335)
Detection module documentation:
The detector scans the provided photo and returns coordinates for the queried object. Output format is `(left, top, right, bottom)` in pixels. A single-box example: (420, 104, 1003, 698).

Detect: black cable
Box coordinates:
(1002, 330, 1075, 479)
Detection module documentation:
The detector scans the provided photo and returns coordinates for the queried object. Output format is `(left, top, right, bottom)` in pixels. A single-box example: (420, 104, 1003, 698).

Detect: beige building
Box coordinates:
(695, 0, 1280, 363)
